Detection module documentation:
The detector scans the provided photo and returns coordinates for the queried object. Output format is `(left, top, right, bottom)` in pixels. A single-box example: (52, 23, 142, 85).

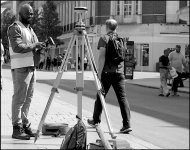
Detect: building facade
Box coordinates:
(54, 0, 189, 72)
(2, 1, 189, 71)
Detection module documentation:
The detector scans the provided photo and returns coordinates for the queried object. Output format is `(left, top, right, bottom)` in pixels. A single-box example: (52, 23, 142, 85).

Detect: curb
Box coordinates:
(127, 82, 189, 94)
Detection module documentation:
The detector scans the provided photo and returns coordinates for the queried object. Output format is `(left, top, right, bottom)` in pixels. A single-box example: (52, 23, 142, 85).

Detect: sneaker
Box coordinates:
(172, 92, 180, 96)
(12, 124, 30, 140)
(120, 126, 132, 134)
(23, 123, 36, 137)
(158, 93, 164, 96)
(87, 119, 98, 128)
(166, 92, 170, 97)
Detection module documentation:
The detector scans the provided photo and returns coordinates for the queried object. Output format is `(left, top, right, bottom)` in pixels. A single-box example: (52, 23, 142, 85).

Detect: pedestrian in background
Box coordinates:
(84, 55, 88, 70)
(46, 56, 51, 71)
(158, 49, 171, 97)
(7, 4, 45, 140)
(87, 18, 132, 133)
(53, 56, 58, 72)
(57, 54, 62, 70)
(168, 45, 187, 96)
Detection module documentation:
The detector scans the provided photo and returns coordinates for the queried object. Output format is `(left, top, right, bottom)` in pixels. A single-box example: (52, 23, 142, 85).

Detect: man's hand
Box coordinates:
(34, 42, 46, 52)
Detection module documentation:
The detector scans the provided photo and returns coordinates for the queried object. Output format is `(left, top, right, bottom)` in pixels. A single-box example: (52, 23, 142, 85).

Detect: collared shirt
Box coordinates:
(168, 51, 186, 73)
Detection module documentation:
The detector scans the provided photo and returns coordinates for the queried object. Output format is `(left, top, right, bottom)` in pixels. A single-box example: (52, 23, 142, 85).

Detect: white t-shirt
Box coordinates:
(168, 51, 186, 73)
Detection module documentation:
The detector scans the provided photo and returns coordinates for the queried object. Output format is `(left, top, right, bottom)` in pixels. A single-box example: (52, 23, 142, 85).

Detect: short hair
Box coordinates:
(164, 49, 168, 54)
(105, 19, 118, 31)
(176, 45, 181, 48)
(19, 3, 32, 16)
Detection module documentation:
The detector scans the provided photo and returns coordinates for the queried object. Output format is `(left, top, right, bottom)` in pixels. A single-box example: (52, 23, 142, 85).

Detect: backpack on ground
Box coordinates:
(105, 33, 126, 67)
(60, 115, 87, 150)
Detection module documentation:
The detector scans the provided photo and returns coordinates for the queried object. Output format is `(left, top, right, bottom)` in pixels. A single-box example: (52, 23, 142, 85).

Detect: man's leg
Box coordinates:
(11, 68, 30, 140)
(159, 69, 165, 96)
(21, 68, 35, 124)
(88, 72, 111, 126)
(22, 68, 37, 137)
(112, 73, 131, 133)
(171, 71, 180, 96)
(162, 69, 170, 96)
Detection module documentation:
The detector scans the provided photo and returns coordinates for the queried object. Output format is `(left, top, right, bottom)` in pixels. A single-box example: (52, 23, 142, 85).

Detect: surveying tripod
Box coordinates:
(34, 7, 116, 143)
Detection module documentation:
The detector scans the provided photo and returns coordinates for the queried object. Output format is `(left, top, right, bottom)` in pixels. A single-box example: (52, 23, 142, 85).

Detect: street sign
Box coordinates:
(124, 41, 134, 79)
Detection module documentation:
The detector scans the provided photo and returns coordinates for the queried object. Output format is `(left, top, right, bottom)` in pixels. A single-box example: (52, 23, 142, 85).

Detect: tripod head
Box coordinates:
(74, 7, 88, 31)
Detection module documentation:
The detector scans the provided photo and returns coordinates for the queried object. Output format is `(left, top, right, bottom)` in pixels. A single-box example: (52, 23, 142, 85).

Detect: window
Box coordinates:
(135, 0, 138, 15)
(116, 1, 140, 17)
(142, 44, 149, 66)
(116, 0, 120, 15)
(124, 1, 132, 16)
(185, 44, 189, 59)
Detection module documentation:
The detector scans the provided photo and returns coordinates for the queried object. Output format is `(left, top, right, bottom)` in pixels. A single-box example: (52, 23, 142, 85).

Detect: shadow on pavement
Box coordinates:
(37, 79, 189, 129)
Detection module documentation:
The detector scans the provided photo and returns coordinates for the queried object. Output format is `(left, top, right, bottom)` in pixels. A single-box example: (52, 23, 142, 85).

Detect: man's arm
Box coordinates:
(8, 24, 43, 53)
(159, 56, 163, 67)
(98, 47, 106, 79)
(182, 55, 187, 72)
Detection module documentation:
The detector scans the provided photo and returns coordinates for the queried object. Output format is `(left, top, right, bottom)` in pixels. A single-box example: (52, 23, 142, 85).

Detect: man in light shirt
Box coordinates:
(168, 45, 187, 96)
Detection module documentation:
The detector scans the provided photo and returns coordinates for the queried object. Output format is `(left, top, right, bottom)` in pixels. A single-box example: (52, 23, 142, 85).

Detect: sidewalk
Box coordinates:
(1, 64, 189, 149)
(1, 70, 163, 149)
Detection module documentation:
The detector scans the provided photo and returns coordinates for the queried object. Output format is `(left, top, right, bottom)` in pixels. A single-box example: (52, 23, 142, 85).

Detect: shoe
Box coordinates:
(158, 94, 164, 96)
(166, 92, 170, 97)
(23, 123, 36, 137)
(12, 124, 30, 140)
(87, 119, 98, 128)
(120, 126, 132, 134)
(172, 92, 180, 96)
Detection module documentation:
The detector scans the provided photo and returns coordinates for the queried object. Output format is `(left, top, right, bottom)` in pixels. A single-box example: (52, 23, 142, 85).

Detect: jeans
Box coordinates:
(172, 71, 182, 93)
(159, 68, 169, 95)
(93, 72, 131, 127)
(11, 67, 36, 126)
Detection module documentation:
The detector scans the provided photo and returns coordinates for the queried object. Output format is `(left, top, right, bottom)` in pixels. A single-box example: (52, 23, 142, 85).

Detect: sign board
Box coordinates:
(124, 41, 134, 79)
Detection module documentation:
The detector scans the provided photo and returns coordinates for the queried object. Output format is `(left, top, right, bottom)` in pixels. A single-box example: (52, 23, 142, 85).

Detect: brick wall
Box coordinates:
(142, 1, 166, 24)
(95, 1, 111, 24)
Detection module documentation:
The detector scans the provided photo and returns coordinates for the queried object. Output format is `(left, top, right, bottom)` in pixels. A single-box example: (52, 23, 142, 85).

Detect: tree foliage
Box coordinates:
(35, 1, 63, 45)
(1, 1, 63, 57)
(30, 1, 41, 39)
(1, 8, 16, 51)
(1, 8, 16, 61)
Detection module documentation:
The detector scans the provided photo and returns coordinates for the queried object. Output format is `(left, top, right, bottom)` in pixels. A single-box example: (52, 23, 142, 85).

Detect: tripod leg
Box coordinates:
(84, 35, 116, 139)
(34, 34, 77, 143)
(75, 36, 84, 119)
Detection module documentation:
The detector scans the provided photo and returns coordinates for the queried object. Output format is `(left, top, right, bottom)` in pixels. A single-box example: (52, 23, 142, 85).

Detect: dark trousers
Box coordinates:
(93, 72, 131, 127)
(172, 71, 182, 93)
